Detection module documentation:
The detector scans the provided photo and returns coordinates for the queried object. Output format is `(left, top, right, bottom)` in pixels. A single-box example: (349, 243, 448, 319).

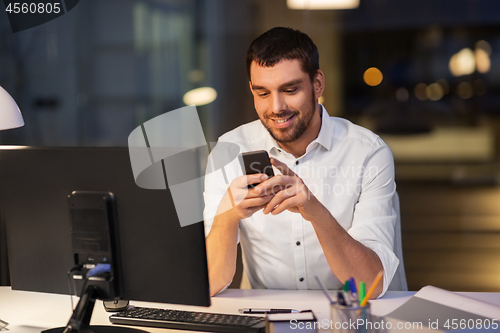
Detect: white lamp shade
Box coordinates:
(287, 0, 360, 10)
(0, 86, 24, 130)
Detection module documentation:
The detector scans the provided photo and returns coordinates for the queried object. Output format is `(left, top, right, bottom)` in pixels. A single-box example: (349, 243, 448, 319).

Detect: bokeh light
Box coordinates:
(426, 83, 444, 101)
(414, 83, 427, 101)
(449, 48, 475, 76)
(183, 87, 217, 106)
(436, 78, 450, 95)
(396, 87, 409, 102)
(475, 48, 491, 73)
(476, 40, 492, 55)
(363, 67, 383, 86)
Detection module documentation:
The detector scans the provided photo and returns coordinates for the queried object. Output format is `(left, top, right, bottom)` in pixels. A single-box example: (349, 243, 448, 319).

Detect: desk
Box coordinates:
(1, 287, 500, 332)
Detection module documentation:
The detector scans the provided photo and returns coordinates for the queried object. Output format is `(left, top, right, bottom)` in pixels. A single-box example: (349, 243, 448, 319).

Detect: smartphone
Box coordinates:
(239, 150, 275, 188)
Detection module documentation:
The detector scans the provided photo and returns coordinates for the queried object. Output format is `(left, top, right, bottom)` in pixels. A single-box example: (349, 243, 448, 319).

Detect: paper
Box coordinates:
(385, 286, 500, 331)
(415, 286, 500, 320)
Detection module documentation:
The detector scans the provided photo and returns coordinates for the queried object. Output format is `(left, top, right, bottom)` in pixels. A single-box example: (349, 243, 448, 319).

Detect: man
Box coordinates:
(203, 27, 398, 298)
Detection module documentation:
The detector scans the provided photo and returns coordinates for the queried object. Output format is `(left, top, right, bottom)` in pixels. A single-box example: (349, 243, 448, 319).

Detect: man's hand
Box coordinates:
(254, 158, 321, 221)
(217, 173, 275, 222)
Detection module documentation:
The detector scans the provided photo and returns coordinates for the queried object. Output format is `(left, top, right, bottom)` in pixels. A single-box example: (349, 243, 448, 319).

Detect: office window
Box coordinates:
(0, 0, 201, 146)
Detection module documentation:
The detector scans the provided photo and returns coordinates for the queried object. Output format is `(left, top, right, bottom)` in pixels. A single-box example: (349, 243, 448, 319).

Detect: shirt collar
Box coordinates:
(263, 104, 334, 154)
(313, 104, 334, 151)
(264, 131, 281, 154)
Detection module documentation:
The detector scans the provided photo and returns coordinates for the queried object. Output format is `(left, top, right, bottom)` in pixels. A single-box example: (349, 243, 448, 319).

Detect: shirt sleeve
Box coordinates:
(203, 166, 228, 237)
(347, 137, 399, 297)
(203, 143, 233, 234)
(203, 141, 241, 295)
(203, 139, 244, 236)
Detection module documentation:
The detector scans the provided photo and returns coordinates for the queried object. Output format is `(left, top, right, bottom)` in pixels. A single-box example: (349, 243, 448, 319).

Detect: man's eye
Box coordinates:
(258, 92, 269, 97)
(285, 88, 297, 94)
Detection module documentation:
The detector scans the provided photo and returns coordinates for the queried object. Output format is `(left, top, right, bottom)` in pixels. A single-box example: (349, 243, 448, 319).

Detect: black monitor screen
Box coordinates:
(0, 147, 210, 307)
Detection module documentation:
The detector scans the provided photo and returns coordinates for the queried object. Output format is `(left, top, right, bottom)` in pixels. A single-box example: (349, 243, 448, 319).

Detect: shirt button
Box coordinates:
(296, 241, 301, 246)
(278, 149, 281, 152)
(299, 277, 304, 282)
(295, 160, 299, 165)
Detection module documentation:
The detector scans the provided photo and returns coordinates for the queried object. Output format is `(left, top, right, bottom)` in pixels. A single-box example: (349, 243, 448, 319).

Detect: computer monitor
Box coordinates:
(0, 147, 210, 332)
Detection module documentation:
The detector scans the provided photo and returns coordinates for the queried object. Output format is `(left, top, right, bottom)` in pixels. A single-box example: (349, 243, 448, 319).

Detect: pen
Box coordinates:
(359, 281, 366, 304)
(343, 291, 353, 306)
(360, 270, 383, 307)
(343, 280, 350, 292)
(0, 318, 8, 330)
(315, 275, 335, 304)
(349, 277, 359, 304)
(337, 291, 348, 306)
(349, 277, 357, 294)
(238, 308, 299, 314)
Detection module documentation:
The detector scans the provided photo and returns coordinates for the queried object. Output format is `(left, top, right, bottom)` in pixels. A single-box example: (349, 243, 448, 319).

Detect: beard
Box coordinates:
(260, 91, 317, 144)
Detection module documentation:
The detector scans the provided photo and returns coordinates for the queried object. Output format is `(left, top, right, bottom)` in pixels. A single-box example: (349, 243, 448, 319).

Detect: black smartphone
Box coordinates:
(239, 150, 275, 188)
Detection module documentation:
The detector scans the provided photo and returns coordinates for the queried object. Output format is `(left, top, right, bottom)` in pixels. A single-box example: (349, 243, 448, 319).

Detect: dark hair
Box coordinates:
(246, 27, 319, 81)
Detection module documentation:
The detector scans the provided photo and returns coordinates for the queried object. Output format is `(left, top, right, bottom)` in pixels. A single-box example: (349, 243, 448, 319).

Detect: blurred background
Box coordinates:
(1, 0, 500, 292)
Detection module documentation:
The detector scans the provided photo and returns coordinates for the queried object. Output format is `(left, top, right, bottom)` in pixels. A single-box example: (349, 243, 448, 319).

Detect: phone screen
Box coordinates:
(239, 150, 274, 188)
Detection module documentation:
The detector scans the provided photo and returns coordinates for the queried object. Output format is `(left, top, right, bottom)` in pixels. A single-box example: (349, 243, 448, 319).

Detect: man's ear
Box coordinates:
(313, 70, 325, 100)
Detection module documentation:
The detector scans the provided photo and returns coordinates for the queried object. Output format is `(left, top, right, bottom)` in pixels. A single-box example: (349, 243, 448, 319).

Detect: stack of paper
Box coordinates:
(385, 286, 500, 332)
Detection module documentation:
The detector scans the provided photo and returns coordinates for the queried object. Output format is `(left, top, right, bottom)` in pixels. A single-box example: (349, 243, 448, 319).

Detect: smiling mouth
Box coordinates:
(269, 114, 296, 129)
(274, 116, 293, 123)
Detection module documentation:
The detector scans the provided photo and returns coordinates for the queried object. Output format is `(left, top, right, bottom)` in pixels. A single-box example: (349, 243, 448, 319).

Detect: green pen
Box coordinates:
(343, 280, 350, 292)
(359, 281, 366, 303)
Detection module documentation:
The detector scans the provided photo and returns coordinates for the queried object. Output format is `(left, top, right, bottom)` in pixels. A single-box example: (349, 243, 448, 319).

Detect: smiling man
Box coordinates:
(203, 27, 399, 298)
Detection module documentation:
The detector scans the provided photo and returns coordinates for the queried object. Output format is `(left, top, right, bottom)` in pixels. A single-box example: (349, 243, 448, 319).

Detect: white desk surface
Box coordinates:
(1, 286, 500, 332)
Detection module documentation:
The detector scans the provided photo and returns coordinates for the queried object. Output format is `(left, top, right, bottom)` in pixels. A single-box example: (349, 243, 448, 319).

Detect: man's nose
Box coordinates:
(271, 94, 286, 114)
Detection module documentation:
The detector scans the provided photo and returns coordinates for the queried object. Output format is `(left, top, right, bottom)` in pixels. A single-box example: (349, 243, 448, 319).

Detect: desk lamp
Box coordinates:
(0, 85, 23, 330)
(0, 85, 24, 130)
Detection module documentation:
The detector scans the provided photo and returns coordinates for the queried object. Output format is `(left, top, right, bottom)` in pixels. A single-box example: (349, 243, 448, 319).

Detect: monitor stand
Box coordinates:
(42, 285, 146, 333)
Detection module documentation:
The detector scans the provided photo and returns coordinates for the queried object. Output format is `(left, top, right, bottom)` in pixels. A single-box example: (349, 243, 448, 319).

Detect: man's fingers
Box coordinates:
(243, 194, 274, 208)
(247, 174, 269, 186)
(263, 188, 295, 214)
(241, 195, 274, 217)
(270, 158, 297, 177)
(269, 199, 292, 215)
(235, 173, 268, 188)
(254, 175, 297, 194)
(253, 184, 284, 196)
(246, 203, 269, 216)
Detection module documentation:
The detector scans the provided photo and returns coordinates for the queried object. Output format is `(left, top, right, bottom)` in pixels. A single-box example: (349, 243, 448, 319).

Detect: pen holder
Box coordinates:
(330, 303, 371, 333)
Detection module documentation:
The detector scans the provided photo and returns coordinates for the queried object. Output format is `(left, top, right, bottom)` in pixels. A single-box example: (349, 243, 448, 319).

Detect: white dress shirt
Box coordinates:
(203, 105, 399, 295)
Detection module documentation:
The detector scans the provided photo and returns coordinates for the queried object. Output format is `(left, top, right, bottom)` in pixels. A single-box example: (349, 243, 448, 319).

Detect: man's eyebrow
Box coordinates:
(250, 83, 266, 90)
(279, 79, 303, 89)
(250, 79, 303, 91)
